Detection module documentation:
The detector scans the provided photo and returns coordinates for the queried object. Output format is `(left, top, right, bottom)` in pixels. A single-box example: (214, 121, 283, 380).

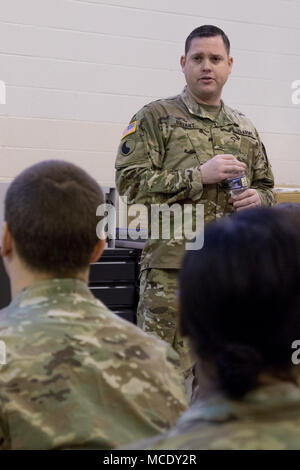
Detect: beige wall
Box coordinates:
(0, 0, 300, 186)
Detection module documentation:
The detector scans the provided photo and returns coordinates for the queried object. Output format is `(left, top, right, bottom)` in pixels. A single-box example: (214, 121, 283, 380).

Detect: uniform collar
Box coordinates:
(180, 86, 239, 127)
(8, 278, 94, 309)
(177, 380, 300, 426)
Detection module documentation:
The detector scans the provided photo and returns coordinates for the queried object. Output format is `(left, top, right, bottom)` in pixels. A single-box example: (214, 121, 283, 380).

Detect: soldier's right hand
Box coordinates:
(199, 154, 247, 184)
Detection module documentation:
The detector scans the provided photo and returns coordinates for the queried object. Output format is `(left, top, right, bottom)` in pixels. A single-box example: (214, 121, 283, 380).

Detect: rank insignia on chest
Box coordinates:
(121, 121, 137, 139)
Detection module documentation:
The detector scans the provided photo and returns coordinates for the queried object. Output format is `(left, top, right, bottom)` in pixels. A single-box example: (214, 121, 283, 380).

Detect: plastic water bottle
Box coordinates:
(227, 172, 248, 198)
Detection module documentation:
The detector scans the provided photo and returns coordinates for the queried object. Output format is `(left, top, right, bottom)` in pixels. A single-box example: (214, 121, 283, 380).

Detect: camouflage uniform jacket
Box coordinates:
(0, 279, 187, 450)
(131, 381, 300, 450)
(115, 87, 275, 270)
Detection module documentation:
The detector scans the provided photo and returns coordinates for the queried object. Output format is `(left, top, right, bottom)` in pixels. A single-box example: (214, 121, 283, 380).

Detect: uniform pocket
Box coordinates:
(163, 127, 202, 170)
(185, 128, 213, 165)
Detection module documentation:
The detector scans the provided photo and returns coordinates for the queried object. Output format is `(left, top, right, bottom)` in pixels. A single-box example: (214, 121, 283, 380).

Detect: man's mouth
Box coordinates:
(200, 77, 214, 84)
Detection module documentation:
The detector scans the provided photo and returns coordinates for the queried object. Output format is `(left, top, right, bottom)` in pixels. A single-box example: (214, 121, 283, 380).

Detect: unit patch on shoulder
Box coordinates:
(121, 121, 137, 140)
(121, 139, 136, 156)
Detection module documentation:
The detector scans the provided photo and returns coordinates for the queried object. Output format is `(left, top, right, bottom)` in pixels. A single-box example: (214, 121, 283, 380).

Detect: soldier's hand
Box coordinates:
(200, 154, 246, 184)
(229, 188, 262, 211)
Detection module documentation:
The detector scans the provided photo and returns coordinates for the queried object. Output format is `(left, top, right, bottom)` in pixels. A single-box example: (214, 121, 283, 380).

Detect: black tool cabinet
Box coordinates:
(89, 247, 141, 323)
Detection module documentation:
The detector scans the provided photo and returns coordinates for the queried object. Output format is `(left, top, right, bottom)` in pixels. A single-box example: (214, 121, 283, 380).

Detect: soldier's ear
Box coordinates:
(180, 55, 186, 71)
(90, 238, 106, 264)
(1, 222, 13, 258)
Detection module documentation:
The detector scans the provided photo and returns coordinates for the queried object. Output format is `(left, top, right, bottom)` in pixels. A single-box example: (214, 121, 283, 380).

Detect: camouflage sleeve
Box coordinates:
(115, 107, 203, 205)
(251, 131, 275, 207)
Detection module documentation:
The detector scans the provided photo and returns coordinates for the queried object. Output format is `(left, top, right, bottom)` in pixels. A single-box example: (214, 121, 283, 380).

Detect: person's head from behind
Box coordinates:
(2, 160, 105, 294)
(181, 25, 233, 105)
(274, 202, 300, 218)
(180, 208, 300, 399)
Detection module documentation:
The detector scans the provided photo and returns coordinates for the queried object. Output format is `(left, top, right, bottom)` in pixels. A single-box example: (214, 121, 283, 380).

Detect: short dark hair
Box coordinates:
(5, 160, 104, 277)
(274, 202, 300, 217)
(185, 25, 230, 56)
(180, 209, 300, 398)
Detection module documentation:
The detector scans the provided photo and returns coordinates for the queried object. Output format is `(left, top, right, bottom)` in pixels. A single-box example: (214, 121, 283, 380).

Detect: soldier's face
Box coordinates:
(180, 36, 233, 105)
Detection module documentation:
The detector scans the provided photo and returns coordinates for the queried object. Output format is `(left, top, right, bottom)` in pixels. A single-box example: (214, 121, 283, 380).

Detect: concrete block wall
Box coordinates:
(0, 0, 299, 188)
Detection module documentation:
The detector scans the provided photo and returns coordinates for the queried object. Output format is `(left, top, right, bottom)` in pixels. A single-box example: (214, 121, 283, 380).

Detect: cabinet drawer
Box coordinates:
(90, 285, 136, 306)
(89, 261, 136, 282)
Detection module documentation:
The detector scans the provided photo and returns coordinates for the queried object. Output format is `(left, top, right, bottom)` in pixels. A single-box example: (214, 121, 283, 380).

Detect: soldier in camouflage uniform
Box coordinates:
(115, 25, 275, 374)
(0, 160, 187, 450)
(127, 209, 300, 450)
(131, 383, 300, 450)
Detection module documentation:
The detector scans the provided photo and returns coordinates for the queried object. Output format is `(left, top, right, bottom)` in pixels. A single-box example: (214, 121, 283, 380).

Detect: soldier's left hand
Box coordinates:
(229, 189, 262, 211)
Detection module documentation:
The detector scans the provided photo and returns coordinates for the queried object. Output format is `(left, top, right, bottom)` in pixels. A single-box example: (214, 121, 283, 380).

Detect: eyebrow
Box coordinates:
(190, 53, 224, 58)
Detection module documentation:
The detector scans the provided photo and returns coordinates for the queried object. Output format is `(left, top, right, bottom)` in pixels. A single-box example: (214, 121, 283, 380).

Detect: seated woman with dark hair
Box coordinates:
(131, 208, 300, 450)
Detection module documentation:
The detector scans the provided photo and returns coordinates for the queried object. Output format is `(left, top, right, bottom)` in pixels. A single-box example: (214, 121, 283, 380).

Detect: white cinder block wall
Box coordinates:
(0, 0, 300, 188)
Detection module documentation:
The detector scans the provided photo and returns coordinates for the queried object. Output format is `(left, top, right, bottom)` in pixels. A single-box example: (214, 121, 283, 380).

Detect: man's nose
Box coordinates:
(201, 59, 212, 71)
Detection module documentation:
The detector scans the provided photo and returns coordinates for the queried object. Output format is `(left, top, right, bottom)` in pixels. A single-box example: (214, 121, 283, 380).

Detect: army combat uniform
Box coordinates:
(0, 279, 187, 450)
(115, 86, 275, 371)
(130, 381, 300, 450)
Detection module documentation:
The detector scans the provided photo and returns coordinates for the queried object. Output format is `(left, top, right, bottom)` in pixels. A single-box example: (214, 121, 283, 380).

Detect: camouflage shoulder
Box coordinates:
(136, 94, 181, 119)
(103, 312, 181, 367)
(121, 94, 182, 138)
(102, 313, 185, 384)
(0, 305, 12, 325)
(224, 103, 258, 134)
(97, 313, 187, 422)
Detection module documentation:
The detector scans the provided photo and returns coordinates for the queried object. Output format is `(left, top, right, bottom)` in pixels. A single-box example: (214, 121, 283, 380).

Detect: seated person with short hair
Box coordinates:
(0, 160, 186, 450)
(274, 202, 300, 217)
(131, 208, 300, 450)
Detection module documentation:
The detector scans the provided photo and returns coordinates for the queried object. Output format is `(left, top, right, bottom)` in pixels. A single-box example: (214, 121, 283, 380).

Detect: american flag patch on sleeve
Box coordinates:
(121, 121, 137, 139)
